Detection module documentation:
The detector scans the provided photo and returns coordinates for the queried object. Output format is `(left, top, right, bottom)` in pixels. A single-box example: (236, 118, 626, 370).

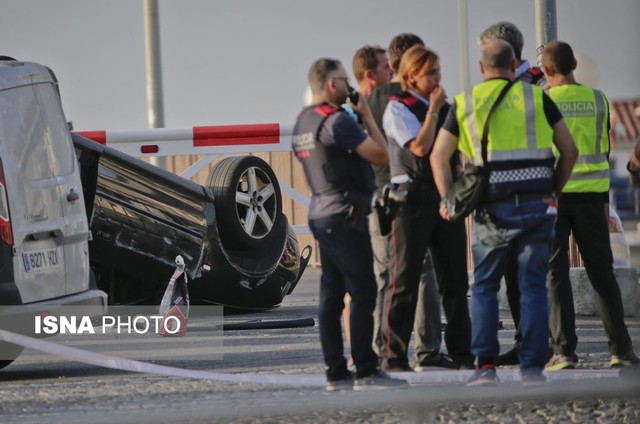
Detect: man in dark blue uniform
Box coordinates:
(292, 58, 405, 391)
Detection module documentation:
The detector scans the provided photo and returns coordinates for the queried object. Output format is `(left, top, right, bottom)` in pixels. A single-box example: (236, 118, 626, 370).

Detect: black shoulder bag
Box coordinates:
(442, 80, 515, 221)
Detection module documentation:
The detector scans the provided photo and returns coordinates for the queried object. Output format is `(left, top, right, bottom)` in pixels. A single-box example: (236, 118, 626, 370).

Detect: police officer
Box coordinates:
(292, 58, 405, 391)
(381, 45, 473, 372)
(367, 33, 448, 369)
(431, 40, 578, 385)
(478, 21, 547, 366)
(541, 41, 640, 370)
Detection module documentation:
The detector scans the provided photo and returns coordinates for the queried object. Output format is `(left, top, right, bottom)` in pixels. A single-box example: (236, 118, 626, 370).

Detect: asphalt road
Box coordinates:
(0, 267, 639, 424)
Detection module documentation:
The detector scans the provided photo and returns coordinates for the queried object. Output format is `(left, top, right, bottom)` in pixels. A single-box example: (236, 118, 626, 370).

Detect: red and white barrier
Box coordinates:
(75, 122, 311, 233)
(76, 123, 295, 158)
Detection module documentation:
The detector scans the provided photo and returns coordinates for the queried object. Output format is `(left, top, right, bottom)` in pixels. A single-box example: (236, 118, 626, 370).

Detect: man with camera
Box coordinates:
(292, 58, 405, 391)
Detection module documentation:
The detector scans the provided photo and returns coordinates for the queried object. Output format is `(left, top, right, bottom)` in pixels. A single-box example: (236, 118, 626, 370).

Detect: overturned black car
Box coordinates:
(73, 134, 310, 310)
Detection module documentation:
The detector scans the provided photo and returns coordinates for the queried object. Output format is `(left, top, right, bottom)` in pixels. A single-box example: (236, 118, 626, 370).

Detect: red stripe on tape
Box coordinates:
(75, 131, 107, 145)
(193, 124, 280, 147)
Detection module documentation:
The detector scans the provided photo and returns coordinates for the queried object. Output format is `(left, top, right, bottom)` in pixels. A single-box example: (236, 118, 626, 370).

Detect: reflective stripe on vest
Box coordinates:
(458, 80, 555, 164)
(548, 85, 610, 193)
(455, 80, 555, 199)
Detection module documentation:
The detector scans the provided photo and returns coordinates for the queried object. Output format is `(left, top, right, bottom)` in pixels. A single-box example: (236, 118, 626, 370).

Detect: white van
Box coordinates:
(0, 58, 107, 367)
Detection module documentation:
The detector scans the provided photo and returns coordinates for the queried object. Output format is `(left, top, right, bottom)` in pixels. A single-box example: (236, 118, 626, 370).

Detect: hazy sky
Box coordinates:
(3, 0, 639, 132)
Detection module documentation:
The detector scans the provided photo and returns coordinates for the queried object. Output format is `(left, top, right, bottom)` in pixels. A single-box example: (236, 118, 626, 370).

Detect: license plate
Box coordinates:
(22, 248, 63, 273)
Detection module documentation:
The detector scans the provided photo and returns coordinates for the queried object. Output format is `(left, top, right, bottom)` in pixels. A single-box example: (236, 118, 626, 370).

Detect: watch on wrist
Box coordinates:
(426, 110, 438, 120)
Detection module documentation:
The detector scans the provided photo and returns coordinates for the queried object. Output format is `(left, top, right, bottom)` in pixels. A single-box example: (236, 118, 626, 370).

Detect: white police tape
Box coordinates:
(0, 328, 323, 386)
(0, 328, 621, 385)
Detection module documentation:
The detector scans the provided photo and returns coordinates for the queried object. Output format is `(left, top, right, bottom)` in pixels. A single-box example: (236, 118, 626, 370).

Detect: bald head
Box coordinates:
(479, 40, 515, 79)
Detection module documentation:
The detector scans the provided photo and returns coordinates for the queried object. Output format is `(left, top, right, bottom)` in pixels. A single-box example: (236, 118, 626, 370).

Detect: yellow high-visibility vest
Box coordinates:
(548, 84, 610, 193)
(455, 79, 554, 163)
(454, 79, 555, 199)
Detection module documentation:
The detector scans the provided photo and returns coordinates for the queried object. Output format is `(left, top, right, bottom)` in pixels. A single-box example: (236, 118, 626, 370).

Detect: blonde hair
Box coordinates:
(397, 45, 439, 91)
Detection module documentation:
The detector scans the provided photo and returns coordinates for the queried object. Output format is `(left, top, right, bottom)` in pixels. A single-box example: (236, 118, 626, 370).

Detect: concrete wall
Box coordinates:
(498, 268, 640, 317)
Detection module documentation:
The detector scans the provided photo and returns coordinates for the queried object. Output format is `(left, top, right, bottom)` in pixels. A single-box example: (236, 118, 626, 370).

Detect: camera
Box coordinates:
(347, 84, 359, 105)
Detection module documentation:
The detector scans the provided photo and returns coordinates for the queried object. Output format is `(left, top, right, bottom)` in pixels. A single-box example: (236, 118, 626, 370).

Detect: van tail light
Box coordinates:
(0, 158, 13, 246)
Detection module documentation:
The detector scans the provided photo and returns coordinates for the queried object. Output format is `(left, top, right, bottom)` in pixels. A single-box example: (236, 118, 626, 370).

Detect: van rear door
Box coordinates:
(0, 64, 87, 303)
(34, 82, 91, 297)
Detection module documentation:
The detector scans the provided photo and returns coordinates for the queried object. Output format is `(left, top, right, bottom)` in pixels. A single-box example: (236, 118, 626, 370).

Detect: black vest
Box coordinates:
(387, 92, 452, 185)
(292, 103, 374, 207)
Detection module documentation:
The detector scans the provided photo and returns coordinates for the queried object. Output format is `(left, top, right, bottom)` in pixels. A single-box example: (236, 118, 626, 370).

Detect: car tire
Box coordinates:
(206, 156, 283, 250)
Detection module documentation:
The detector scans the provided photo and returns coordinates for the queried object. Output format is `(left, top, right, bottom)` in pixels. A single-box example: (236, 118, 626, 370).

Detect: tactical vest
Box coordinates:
(292, 103, 374, 203)
(387, 92, 450, 184)
(548, 85, 610, 193)
(455, 79, 556, 201)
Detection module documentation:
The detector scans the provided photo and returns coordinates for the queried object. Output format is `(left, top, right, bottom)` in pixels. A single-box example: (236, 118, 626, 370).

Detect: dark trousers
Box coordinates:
(369, 207, 442, 363)
(382, 199, 472, 369)
(547, 200, 632, 356)
(309, 215, 379, 380)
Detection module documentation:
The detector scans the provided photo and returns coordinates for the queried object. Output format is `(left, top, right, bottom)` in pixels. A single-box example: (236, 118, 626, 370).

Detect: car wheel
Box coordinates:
(0, 342, 23, 370)
(206, 156, 283, 250)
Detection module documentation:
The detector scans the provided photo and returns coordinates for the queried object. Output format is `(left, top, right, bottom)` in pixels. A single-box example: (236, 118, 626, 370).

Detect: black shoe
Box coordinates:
(354, 370, 408, 391)
(450, 355, 475, 370)
(495, 346, 519, 366)
(415, 354, 456, 371)
(325, 371, 354, 392)
(383, 360, 414, 372)
(454, 360, 475, 370)
(385, 364, 414, 372)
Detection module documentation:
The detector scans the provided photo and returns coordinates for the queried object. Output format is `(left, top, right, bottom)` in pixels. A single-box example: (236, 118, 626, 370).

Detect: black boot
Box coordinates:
(495, 345, 519, 366)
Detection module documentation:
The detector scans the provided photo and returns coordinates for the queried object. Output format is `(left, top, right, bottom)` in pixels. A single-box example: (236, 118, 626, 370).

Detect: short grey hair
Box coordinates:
(308, 58, 341, 95)
(478, 21, 523, 60)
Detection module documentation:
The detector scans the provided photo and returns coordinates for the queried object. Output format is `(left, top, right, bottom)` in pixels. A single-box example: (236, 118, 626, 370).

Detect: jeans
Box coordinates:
(503, 257, 522, 349)
(471, 198, 555, 373)
(369, 207, 442, 363)
(309, 214, 379, 379)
